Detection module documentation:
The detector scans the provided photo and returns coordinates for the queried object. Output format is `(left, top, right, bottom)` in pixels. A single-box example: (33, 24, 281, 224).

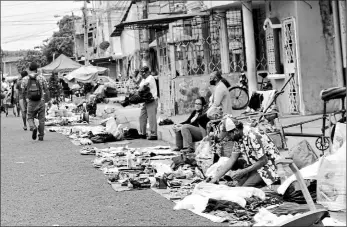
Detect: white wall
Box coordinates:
(120, 4, 140, 56)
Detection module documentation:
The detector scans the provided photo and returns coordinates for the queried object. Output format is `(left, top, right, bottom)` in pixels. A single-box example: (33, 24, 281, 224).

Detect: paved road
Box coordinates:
(0, 114, 224, 226)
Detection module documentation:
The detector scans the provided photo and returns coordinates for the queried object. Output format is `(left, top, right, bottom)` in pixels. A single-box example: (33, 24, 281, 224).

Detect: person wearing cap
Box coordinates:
(138, 66, 158, 140)
(208, 117, 280, 188)
(207, 71, 233, 117)
(21, 62, 48, 141)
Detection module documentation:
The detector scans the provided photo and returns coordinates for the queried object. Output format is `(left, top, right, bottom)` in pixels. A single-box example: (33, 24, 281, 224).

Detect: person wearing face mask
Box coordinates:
(207, 117, 281, 188)
(172, 97, 209, 153)
(207, 71, 233, 117)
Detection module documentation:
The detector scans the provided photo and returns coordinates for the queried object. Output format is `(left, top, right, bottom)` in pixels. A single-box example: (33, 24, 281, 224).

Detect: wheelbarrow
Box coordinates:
(275, 158, 329, 226)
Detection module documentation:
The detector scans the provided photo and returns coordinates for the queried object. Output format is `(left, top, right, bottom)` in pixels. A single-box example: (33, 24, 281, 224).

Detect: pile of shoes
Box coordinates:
(80, 146, 97, 155)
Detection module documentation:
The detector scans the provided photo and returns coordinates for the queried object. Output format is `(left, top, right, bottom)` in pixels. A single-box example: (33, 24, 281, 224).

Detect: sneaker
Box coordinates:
(32, 128, 38, 140)
(147, 136, 158, 140)
(38, 137, 44, 141)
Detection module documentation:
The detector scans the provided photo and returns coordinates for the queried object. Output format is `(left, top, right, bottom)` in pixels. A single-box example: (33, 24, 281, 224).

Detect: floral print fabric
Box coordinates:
(233, 127, 280, 185)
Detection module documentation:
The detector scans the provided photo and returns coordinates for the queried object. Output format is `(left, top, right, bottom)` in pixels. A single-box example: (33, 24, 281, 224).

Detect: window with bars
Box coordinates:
(227, 10, 245, 72)
(171, 14, 221, 77)
(226, 7, 267, 73)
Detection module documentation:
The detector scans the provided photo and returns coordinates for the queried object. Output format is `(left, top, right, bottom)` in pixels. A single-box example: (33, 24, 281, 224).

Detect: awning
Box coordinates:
(110, 12, 209, 37)
(202, 0, 266, 12)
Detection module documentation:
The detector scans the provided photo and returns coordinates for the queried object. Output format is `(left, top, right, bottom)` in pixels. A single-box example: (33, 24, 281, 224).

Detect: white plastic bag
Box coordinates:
(317, 142, 346, 211)
(331, 122, 346, 154)
(173, 194, 209, 212)
(195, 137, 213, 159)
(105, 117, 119, 138)
(205, 157, 230, 178)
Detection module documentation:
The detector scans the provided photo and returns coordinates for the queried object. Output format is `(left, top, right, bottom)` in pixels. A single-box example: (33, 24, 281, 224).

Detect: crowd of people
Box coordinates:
(124, 66, 281, 189)
(1, 63, 281, 188)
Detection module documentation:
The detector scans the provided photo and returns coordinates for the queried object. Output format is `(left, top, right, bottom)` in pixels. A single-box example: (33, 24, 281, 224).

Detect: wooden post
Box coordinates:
(217, 10, 230, 74)
(141, 0, 150, 70)
(332, 0, 344, 87)
(242, 1, 257, 94)
(169, 22, 177, 115)
(83, 0, 90, 66)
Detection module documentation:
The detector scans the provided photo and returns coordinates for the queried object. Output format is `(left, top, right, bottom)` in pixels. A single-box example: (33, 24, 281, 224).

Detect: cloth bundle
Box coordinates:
(121, 84, 154, 107)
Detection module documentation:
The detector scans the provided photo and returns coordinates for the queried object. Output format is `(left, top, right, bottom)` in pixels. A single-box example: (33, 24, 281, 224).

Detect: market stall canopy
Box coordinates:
(64, 65, 108, 84)
(40, 54, 82, 74)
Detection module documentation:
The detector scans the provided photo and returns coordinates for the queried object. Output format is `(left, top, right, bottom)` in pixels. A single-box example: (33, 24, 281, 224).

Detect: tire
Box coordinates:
(229, 86, 249, 110)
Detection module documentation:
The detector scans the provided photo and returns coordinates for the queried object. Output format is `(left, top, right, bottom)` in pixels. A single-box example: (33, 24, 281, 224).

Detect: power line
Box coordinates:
(1, 1, 39, 7)
(2, 28, 57, 44)
(1, 7, 81, 18)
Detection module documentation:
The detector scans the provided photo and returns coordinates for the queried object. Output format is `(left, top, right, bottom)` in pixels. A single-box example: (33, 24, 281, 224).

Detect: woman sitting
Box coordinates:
(172, 97, 210, 153)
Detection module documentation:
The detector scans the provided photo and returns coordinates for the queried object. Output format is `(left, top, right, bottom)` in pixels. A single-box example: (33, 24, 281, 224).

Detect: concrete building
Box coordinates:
(111, 0, 346, 116)
(1, 56, 21, 77)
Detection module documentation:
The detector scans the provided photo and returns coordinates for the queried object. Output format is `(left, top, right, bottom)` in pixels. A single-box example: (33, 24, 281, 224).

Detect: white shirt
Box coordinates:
(139, 75, 158, 99)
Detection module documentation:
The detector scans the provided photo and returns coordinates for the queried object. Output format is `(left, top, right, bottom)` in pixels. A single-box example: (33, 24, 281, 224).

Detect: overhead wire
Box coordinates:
(0, 1, 40, 7)
(1, 7, 82, 18)
(2, 28, 58, 44)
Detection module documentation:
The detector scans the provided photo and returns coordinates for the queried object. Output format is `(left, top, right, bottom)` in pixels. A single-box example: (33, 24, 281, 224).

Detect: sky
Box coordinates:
(1, 1, 84, 51)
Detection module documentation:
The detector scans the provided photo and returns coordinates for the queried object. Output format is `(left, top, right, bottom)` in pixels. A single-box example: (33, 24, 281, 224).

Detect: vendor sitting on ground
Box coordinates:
(172, 97, 209, 153)
(208, 117, 280, 188)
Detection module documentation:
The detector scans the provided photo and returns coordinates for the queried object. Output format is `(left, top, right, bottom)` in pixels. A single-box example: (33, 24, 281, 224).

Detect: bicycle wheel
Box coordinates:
(229, 86, 249, 110)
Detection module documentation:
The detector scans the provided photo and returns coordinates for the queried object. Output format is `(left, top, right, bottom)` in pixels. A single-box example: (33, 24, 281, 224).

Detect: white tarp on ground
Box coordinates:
(64, 65, 108, 84)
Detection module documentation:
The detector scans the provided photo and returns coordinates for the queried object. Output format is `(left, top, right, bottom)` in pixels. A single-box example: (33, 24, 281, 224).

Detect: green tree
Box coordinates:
(42, 15, 81, 63)
(16, 49, 47, 73)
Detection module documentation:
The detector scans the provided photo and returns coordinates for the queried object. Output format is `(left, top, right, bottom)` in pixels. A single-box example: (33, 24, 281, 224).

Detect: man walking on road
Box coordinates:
(21, 62, 48, 141)
(138, 66, 158, 140)
(17, 71, 29, 130)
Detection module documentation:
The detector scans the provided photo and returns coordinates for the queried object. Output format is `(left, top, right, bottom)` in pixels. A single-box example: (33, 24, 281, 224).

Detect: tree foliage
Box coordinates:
(16, 49, 47, 74)
(42, 15, 81, 63)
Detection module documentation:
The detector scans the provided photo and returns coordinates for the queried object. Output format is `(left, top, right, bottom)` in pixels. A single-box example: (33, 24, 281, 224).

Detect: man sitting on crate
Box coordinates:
(207, 117, 281, 188)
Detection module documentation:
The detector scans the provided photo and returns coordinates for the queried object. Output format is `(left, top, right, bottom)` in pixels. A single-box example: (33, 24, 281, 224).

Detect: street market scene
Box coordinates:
(1, 0, 346, 226)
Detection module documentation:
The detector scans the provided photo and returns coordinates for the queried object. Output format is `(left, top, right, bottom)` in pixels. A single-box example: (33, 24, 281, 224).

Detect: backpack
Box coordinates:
(27, 77, 41, 101)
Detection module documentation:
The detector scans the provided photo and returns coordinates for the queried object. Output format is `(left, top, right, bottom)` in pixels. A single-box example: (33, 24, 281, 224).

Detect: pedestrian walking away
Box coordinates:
(21, 62, 48, 141)
(138, 66, 158, 140)
(17, 71, 29, 130)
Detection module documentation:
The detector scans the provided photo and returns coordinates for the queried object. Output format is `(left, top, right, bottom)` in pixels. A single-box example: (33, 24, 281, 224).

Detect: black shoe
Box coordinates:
(23, 126, 27, 131)
(172, 147, 181, 152)
(147, 136, 158, 140)
(32, 128, 38, 140)
(38, 137, 44, 141)
(139, 135, 147, 139)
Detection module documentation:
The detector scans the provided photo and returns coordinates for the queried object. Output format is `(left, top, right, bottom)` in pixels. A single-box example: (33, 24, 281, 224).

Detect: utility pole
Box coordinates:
(83, 0, 90, 66)
(141, 0, 150, 70)
(72, 11, 77, 61)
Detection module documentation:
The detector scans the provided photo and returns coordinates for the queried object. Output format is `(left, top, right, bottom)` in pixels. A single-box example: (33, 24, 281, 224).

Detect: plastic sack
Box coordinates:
(105, 117, 119, 138)
(331, 122, 346, 154)
(205, 157, 230, 178)
(317, 142, 346, 211)
(195, 137, 214, 174)
(288, 140, 319, 170)
(206, 106, 223, 120)
(173, 194, 209, 212)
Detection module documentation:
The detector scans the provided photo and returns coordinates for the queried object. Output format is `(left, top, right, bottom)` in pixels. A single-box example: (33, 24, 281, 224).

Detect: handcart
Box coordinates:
(280, 87, 346, 155)
(276, 158, 329, 226)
